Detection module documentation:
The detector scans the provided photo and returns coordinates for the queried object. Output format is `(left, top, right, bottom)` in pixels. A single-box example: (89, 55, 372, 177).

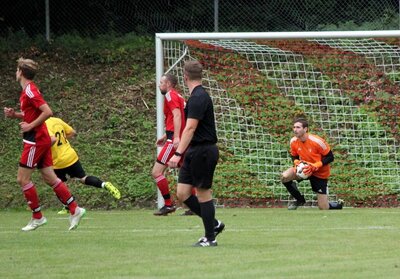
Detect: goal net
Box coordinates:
(156, 31, 400, 207)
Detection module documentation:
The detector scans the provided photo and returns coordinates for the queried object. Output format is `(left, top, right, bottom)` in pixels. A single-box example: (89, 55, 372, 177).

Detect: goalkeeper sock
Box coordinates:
(283, 181, 306, 203)
(329, 202, 343, 210)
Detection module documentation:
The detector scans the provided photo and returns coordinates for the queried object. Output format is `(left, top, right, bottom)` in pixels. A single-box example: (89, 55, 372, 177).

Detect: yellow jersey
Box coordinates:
(45, 117, 79, 169)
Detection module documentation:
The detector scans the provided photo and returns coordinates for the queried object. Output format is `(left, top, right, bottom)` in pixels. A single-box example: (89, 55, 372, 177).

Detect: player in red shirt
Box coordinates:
(280, 118, 343, 210)
(152, 73, 188, 216)
(4, 58, 86, 231)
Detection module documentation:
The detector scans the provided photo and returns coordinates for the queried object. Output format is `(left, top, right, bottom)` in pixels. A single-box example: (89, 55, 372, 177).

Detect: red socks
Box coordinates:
(52, 179, 77, 215)
(155, 175, 172, 206)
(22, 182, 42, 219)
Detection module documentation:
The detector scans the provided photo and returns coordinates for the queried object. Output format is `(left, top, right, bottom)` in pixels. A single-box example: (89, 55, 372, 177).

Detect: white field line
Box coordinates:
(1, 225, 398, 234)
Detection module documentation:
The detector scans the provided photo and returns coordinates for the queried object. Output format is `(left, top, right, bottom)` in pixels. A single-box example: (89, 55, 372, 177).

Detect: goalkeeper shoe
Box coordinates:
(193, 237, 217, 247)
(288, 201, 305, 210)
(57, 207, 69, 215)
(153, 205, 176, 216)
(336, 199, 345, 209)
(69, 207, 86, 231)
(22, 217, 47, 231)
(104, 182, 121, 199)
(214, 220, 225, 237)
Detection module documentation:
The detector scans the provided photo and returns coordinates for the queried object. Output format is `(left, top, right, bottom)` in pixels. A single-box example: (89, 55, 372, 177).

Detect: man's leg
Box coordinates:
(197, 188, 216, 242)
(177, 185, 224, 242)
(177, 183, 198, 214)
(42, 166, 86, 230)
(17, 167, 43, 220)
(317, 194, 330, 210)
(281, 168, 305, 208)
(317, 194, 343, 210)
(152, 162, 173, 207)
(41, 167, 79, 214)
(152, 162, 176, 216)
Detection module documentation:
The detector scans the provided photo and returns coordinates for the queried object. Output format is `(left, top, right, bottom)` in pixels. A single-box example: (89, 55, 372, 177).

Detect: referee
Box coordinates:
(168, 60, 225, 247)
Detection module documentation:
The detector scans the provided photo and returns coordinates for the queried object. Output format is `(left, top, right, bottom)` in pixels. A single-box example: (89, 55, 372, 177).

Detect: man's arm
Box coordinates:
(4, 107, 23, 119)
(65, 129, 77, 139)
(171, 108, 182, 148)
(321, 150, 334, 165)
(175, 118, 198, 154)
(168, 118, 198, 168)
(19, 104, 53, 132)
(303, 150, 334, 175)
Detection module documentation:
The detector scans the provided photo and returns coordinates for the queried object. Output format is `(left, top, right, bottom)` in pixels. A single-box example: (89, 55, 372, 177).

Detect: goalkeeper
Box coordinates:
(46, 117, 121, 214)
(280, 118, 343, 210)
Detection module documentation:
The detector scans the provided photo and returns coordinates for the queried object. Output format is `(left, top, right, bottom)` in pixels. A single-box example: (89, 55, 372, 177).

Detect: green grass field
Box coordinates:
(1, 208, 399, 279)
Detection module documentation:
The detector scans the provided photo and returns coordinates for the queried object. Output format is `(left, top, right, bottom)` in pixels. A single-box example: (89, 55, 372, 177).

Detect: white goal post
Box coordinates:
(155, 30, 400, 208)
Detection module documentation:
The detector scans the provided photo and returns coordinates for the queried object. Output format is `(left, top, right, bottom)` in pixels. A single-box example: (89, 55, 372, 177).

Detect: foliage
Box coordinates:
(0, 32, 398, 208)
(0, 32, 156, 209)
(317, 8, 399, 31)
(185, 39, 399, 206)
(1, 0, 397, 36)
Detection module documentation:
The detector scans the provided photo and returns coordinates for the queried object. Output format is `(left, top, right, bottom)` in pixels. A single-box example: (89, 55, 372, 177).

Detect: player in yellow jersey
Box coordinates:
(45, 117, 121, 214)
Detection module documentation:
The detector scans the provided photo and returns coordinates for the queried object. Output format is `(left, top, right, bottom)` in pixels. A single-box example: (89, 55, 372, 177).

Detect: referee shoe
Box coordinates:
(193, 237, 217, 247)
(215, 220, 225, 237)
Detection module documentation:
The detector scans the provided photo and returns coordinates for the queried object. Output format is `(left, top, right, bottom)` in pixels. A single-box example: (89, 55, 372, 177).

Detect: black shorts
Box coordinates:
(307, 176, 328, 195)
(178, 144, 219, 189)
(54, 160, 86, 182)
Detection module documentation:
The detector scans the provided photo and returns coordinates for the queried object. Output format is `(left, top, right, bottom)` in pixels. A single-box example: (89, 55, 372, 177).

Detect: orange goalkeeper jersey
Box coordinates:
(290, 133, 331, 179)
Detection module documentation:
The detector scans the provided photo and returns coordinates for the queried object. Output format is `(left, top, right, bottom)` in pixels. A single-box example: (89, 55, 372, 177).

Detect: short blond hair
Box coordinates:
(17, 57, 38, 80)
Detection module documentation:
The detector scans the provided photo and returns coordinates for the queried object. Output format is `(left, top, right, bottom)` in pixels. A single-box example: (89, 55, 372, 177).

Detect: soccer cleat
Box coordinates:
(104, 182, 121, 199)
(57, 207, 69, 215)
(193, 237, 217, 247)
(180, 209, 195, 216)
(69, 207, 86, 231)
(21, 217, 47, 231)
(153, 205, 176, 216)
(288, 201, 305, 210)
(214, 220, 225, 237)
(337, 199, 345, 209)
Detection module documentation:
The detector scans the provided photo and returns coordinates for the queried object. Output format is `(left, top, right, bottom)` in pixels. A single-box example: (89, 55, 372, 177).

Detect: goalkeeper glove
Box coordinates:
(303, 161, 323, 175)
(293, 159, 301, 166)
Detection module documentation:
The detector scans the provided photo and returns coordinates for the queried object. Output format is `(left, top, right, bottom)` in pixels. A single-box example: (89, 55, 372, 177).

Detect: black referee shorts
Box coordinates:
(178, 144, 219, 189)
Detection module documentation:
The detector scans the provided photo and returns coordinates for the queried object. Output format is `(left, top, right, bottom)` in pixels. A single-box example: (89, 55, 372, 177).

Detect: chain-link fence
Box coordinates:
(1, 0, 399, 39)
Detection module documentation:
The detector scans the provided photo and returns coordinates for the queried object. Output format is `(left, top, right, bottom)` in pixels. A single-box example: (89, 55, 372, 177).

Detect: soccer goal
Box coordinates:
(155, 31, 400, 207)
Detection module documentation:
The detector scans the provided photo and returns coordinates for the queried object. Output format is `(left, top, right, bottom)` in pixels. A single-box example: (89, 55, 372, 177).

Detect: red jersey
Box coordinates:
(290, 134, 331, 179)
(20, 82, 51, 145)
(164, 88, 185, 138)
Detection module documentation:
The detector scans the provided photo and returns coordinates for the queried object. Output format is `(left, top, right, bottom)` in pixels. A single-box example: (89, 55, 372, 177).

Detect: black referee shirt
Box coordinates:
(185, 85, 218, 145)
